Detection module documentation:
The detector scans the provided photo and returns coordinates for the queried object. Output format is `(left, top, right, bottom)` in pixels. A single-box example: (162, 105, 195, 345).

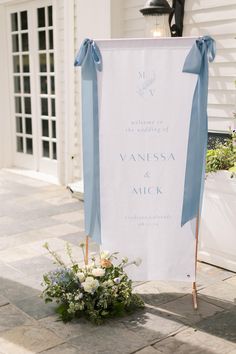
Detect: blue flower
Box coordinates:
(114, 277, 121, 284)
(48, 268, 73, 285)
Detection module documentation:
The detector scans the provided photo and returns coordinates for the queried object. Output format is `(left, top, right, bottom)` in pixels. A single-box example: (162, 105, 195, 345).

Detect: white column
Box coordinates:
(72, 0, 113, 193)
(63, 0, 75, 184)
(53, 0, 76, 185)
(76, 0, 112, 44)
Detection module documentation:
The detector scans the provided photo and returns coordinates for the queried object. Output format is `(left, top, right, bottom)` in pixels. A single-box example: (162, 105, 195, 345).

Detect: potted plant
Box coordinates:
(206, 129, 236, 176)
(199, 129, 236, 272)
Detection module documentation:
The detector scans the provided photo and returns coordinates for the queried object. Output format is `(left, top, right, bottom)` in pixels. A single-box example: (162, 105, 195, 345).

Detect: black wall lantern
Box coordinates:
(140, 0, 185, 38)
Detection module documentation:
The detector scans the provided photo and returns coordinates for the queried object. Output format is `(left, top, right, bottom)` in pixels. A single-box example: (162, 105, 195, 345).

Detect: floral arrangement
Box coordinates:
(41, 242, 144, 324)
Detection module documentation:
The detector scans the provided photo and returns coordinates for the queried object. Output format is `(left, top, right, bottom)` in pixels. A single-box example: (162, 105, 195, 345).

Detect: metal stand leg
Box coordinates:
(192, 213, 200, 310)
(85, 235, 89, 265)
(192, 281, 198, 310)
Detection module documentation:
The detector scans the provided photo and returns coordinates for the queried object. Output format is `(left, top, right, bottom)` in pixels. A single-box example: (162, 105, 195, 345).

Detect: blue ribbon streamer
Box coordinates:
(181, 36, 216, 226)
(74, 39, 102, 243)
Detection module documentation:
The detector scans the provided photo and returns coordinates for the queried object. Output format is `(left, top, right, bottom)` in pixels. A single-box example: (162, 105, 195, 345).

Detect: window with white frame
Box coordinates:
(9, 1, 57, 176)
(11, 10, 33, 155)
(37, 5, 57, 160)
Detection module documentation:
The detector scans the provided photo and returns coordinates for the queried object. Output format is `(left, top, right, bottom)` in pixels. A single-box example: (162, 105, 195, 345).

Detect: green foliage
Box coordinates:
(206, 131, 236, 174)
(41, 244, 144, 325)
(229, 164, 236, 173)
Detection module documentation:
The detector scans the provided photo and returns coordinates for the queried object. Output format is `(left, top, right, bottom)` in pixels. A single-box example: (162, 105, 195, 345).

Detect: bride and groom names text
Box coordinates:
(119, 152, 175, 196)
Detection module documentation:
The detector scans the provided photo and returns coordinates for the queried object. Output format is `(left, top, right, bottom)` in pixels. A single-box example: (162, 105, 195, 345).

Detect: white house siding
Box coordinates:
(121, 0, 236, 133)
(184, 0, 236, 133)
(123, 0, 145, 38)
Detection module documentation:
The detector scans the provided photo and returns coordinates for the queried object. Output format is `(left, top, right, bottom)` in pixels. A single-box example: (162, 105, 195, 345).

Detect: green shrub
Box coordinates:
(206, 131, 236, 173)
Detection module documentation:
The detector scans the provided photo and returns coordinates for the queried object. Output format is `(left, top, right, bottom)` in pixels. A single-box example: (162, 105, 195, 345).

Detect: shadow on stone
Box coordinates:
(0, 276, 235, 353)
(122, 292, 236, 344)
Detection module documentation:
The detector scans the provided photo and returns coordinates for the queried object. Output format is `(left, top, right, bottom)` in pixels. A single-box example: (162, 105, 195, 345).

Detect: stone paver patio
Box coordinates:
(0, 169, 235, 354)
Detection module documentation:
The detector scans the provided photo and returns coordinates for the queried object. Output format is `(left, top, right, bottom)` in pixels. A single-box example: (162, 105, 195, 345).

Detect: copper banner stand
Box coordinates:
(192, 213, 200, 310)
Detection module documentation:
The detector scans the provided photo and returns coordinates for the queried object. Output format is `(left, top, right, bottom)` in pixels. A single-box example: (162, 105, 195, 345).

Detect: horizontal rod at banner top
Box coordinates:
(91, 36, 199, 42)
(95, 37, 198, 50)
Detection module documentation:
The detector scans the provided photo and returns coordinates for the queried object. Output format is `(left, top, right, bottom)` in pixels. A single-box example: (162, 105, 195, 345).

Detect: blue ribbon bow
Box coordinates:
(75, 38, 102, 71)
(181, 36, 216, 226)
(74, 39, 102, 243)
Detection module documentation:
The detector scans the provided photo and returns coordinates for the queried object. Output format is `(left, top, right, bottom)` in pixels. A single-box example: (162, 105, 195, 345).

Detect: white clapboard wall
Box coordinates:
(122, 0, 236, 133)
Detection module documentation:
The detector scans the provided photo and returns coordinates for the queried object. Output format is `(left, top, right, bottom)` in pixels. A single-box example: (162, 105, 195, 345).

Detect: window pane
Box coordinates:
(23, 76, 30, 93)
(52, 142, 57, 160)
(49, 30, 53, 49)
(37, 8, 45, 27)
(24, 97, 31, 114)
(14, 76, 21, 93)
(38, 31, 46, 50)
(16, 136, 23, 152)
(20, 11, 28, 30)
(41, 98, 48, 116)
(25, 117, 32, 134)
(42, 119, 49, 137)
(26, 138, 33, 154)
(11, 13, 18, 32)
(52, 120, 56, 138)
(22, 55, 30, 72)
(51, 98, 55, 116)
(15, 97, 22, 113)
(50, 76, 55, 94)
(39, 53, 47, 72)
(50, 53, 54, 72)
(48, 6, 53, 26)
(13, 56, 20, 73)
(40, 76, 47, 94)
(21, 33, 29, 52)
(16, 116, 23, 133)
(42, 140, 50, 157)
(12, 34, 19, 52)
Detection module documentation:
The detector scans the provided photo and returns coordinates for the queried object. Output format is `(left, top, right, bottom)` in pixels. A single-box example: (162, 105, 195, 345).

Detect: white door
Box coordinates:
(7, 0, 58, 177)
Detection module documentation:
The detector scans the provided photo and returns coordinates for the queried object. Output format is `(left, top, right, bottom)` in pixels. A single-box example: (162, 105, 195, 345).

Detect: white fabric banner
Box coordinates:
(97, 38, 198, 282)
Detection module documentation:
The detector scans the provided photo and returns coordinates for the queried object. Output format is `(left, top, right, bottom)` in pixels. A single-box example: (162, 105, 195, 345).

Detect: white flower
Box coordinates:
(92, 268, 105, 277)
(77, 272, 85, 282)
(133, 257, 142, 267)
(107, 279, 114, 287)
(74, 293, 83, 301)
(82, 277, 99, 294)
(100, 250, 110, 260)
(66, 293, 73, 301)
(84, 276, 94, 282)
(114, 277, 121, 284)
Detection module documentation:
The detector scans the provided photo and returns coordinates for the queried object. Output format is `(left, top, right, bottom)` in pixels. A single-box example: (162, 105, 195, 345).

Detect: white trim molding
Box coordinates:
(63, 0, 75, 185)
(0, 4, 13, 168)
